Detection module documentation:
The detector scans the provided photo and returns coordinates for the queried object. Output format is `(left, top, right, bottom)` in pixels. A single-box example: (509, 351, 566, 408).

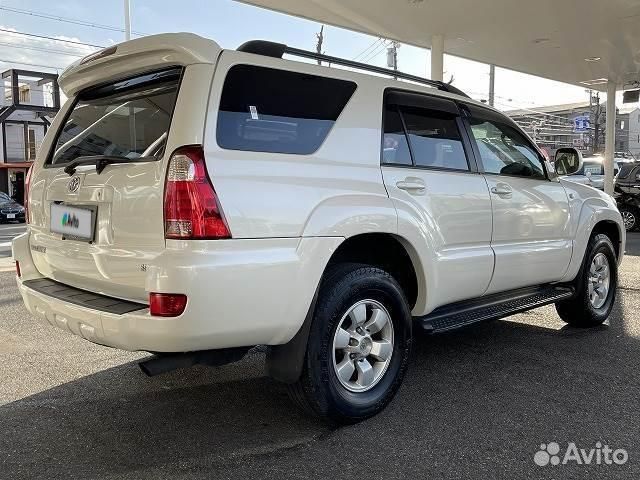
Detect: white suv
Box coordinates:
(13, 33, 625, 423)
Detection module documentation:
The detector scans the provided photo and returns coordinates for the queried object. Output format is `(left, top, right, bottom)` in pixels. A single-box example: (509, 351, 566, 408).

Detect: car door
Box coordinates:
(381, 90, 494, 310)
(463, 104, 572, 294)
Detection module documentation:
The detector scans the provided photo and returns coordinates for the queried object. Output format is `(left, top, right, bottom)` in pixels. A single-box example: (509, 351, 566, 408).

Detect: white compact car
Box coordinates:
(560, 155, 622, 190)
(13, 33, 625, 423)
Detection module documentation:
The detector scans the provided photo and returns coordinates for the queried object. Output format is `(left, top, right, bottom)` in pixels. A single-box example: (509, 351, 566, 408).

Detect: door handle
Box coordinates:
(491, 183, 512, 196)
(396, 178, 426, 194)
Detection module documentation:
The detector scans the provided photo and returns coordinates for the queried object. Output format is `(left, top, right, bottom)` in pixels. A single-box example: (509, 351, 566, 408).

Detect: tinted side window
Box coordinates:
(401, 108, 468, 171)
(469, 119, 545, 179)
(217, 65, 357, 154)
(382, 106, 412, 165)
(617, 163, 635, 179)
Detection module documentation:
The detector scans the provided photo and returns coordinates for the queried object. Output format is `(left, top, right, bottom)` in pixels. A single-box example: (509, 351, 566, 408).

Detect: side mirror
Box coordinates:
(554, 147, 583, 176)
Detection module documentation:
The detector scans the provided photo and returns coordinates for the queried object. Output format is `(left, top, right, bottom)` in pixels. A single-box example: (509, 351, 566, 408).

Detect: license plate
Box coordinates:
(50, 204, 95, 240)
(7, 213, 15, 219)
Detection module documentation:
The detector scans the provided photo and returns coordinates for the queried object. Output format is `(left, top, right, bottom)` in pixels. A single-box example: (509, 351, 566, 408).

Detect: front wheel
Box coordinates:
(618, 205, 639, 232)
(287, 263, 412, 423)
(555, 233, 618, 327)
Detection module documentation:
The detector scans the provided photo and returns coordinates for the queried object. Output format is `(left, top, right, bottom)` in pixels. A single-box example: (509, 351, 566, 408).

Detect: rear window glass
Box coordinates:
(49, 68, 182, 166)
(217, 64, 357, 154)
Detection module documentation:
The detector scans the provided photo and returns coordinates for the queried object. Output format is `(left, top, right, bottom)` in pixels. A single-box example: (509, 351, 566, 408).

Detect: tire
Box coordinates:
(618, 205, 639, 232)
(555, 233, 618, 327)
(287, 262, 412, 423)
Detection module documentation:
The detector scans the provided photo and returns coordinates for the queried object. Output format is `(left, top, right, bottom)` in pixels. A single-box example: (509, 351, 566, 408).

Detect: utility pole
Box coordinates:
(124, 0, 131, 41)
(488, 64, 495, 107)
(387, 41, 400, 79)
(315, 25, 324, 65)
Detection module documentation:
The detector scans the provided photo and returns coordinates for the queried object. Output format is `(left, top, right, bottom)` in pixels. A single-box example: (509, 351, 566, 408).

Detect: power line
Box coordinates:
(361, 41, 388, 62)
(0, 41, 85, 58)
(0, 57, 64, 70)
(352, 38, 383, 61)
(361, 40, 388, 63)
(0, 5, 147, 36)
(0, 28, 104, 49)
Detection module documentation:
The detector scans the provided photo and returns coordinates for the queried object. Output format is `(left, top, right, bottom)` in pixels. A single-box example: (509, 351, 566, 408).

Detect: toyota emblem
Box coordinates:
(67, 176, 81, 193)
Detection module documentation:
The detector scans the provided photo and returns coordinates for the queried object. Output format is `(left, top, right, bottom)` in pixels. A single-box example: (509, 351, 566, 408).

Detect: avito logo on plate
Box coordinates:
(61, 213, 79, 229)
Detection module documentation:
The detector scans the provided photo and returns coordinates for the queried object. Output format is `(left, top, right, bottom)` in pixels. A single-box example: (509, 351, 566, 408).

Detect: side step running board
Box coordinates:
(416, 285, 574, 333)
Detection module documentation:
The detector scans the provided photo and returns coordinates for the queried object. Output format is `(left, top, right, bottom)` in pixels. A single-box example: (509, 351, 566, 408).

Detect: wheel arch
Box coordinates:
(592, 219, 622, 258)
(323, 232, 423, 310)
(560, 200, 625, 283)
(267, 231, 426, 384)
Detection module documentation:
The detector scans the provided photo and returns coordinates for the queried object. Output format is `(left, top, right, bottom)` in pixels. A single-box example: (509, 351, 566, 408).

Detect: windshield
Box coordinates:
(49, 68, 182, 166)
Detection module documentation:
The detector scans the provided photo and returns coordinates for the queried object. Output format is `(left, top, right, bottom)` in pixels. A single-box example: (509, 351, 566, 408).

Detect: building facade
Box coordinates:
(0, 69, 60, 203)
(506, 100, 639, 159)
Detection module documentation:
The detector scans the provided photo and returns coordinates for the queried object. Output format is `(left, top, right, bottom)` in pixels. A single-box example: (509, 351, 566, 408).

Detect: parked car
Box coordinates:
(12, 33, 625, 423)
(560, 155, 621, 190)
(614, 161, 640, 231)
(0, 192, 25, 223)
(615, 151, 636, 161)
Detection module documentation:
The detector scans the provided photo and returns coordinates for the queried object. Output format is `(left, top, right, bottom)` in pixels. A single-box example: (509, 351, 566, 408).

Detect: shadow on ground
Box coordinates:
(2, 300, 639, 479)
(0, 234, 639, 479)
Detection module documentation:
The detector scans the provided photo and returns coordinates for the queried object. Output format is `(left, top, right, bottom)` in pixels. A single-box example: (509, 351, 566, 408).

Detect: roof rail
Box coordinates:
(237, 40, 470, 98)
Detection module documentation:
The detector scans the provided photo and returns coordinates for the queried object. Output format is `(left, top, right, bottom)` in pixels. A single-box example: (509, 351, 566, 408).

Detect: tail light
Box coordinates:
(24, 165, 32, 223)
(149, 292, 187, 317)
(15, 261, 21, 278)
(163, 146, 231, 239)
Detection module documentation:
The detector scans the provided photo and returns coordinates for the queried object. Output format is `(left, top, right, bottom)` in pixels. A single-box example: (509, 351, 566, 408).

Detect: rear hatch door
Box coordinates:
(28, 67, 195, 301)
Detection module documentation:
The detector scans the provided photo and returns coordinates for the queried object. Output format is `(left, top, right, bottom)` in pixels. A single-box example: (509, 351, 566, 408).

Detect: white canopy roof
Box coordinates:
(238, 0, 640, 91)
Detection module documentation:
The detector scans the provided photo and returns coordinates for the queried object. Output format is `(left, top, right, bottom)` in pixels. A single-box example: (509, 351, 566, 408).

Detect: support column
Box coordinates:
(430, 34, 444, 82)
(604, 80, 616, 195)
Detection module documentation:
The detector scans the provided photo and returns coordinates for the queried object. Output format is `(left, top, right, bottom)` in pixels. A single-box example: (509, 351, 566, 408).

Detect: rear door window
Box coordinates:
(49, 68, 182, 166)
(382, 106, 412, 166)
(381, 92, 469, 171)
(217, 65, 356, 154)
(400, 108, 469, 171)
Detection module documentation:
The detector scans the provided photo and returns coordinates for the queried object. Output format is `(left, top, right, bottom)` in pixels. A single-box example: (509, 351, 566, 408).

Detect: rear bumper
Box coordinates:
(13, 232, 342, 352)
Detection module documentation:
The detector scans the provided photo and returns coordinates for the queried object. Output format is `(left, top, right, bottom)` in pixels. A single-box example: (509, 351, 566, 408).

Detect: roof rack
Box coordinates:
(237, 40, 470, 98)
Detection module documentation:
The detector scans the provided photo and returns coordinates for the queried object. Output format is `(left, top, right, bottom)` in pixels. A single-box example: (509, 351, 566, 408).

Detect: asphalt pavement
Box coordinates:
(0, 223, 26, 258)
(1, 234, 639, 479)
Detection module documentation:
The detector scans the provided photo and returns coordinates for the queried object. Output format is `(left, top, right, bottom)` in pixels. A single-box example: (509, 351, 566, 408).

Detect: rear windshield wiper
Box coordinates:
(63, 155, 154, 176)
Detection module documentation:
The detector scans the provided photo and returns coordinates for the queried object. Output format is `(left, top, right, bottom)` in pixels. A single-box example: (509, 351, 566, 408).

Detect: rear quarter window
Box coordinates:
(216, 64, 356, 155)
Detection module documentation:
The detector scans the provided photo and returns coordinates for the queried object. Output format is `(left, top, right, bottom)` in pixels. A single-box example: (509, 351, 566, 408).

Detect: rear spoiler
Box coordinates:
(59, 33, 221, 97)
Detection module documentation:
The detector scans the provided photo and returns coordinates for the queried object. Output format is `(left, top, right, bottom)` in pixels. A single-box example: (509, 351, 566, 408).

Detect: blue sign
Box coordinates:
(574, 115, 590, 132)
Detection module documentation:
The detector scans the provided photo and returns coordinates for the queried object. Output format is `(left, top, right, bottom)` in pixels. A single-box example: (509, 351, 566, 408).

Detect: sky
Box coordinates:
(0, 0, 632, 112)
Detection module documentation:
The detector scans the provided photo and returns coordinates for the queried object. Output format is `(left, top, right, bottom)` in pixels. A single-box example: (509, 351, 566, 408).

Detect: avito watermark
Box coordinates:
(534, 442, 628, 466)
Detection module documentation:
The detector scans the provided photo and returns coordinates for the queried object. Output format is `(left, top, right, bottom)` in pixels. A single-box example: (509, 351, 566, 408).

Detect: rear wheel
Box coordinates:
(287, 263, 412, 423)
(555, 233, 617, 327)
(618, 205, 639, 232)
